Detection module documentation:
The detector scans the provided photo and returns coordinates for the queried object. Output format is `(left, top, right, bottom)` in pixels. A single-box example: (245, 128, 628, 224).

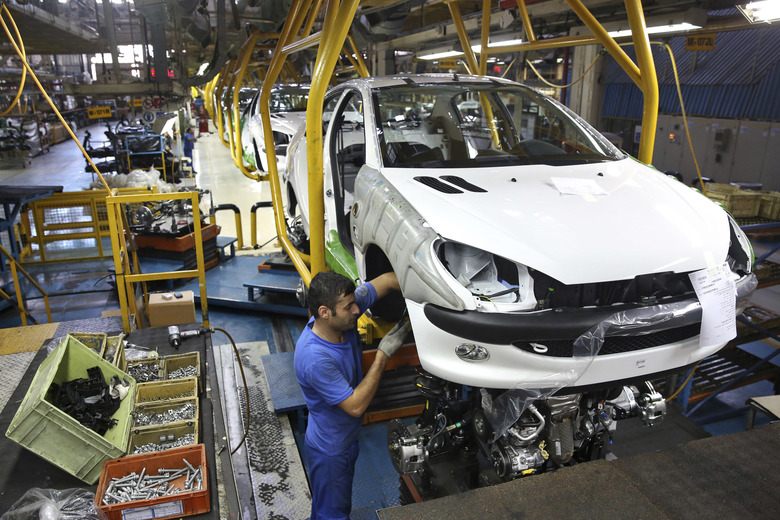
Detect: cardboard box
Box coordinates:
(148, 291, 196, 328)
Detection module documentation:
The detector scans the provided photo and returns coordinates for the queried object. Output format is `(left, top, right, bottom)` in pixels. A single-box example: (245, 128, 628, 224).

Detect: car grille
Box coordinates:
(511, 323, 701, 357)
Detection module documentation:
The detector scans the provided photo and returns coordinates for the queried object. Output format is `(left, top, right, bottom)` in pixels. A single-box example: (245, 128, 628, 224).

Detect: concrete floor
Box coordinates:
(1, 118, 779, 518)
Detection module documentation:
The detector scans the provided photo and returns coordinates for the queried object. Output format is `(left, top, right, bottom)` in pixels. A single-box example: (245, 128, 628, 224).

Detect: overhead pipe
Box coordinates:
(178, 0, 228, 87)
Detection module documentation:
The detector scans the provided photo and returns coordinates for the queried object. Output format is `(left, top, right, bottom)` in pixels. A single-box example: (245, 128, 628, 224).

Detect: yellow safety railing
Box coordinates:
(20, 187, 157, 263)
(0, 243, 52, 326)
(106, 190, 210, 333)
(0, 5, 209, 332)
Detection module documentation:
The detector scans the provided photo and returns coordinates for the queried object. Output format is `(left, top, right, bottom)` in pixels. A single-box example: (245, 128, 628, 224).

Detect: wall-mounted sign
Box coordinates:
(685, 34, 716, 51)
(439, 58, 458, 69)
(87, 106, 111, 119)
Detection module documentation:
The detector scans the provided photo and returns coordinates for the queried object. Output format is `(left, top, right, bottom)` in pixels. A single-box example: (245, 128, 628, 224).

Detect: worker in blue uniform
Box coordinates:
(294, 271, 410, 520)
(183, 126, 196, 173)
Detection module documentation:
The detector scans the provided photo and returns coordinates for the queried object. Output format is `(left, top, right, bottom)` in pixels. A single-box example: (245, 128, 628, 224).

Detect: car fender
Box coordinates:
(352, 167, 465, 311)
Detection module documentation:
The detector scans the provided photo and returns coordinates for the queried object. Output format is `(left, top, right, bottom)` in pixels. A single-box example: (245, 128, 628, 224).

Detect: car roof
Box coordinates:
(340, 73, 518, 89)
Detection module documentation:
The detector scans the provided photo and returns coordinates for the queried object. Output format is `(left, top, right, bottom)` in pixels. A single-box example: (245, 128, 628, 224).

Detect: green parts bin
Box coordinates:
(5, 334, 137, 484)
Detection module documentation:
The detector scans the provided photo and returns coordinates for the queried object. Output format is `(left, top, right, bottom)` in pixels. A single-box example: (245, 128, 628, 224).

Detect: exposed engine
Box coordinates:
(388, 373, 666, 482)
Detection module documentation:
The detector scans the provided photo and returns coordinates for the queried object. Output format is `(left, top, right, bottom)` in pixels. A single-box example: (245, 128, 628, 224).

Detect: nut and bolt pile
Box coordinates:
(167, 365, 197, 379)
(132, 433, 196, 454)
(139, 391, 195, 403)
(135, 403, 196, 427)
(101, 460, 203, 505)
(127, 362, 162, 382)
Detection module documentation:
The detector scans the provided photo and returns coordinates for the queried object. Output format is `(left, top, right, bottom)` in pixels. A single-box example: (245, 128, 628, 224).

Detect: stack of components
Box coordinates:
(100, 460, 204, 505)
(129, 195, 220, 270)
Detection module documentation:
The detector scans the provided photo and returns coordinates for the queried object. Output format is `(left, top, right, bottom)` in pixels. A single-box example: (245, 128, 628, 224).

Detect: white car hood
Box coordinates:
(385, 159, 730, 284)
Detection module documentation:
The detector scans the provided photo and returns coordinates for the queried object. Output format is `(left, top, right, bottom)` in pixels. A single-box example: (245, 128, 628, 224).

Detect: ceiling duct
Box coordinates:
(178, 1, 212, 47)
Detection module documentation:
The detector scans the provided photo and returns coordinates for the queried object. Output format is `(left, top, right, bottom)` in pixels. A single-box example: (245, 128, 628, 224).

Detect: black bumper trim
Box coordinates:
(423, 301, 677, 344)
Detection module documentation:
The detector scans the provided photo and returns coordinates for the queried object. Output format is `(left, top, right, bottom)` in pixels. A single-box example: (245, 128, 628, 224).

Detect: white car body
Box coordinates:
(285, 73, 756, 475)
(242, 84, 309, 172)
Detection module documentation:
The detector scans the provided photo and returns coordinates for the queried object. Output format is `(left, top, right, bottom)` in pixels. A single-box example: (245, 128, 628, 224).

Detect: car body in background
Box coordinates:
(283, 74, 756, 480)
(241, 84, 309, 172)
(219, 86, 257, 142)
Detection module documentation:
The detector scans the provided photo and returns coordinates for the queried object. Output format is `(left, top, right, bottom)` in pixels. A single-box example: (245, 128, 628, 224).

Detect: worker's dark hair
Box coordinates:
(308, 271, 356, 316)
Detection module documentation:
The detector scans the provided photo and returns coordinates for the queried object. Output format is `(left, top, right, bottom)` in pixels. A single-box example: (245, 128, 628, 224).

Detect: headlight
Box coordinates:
(726, 215, 753, 274)
(434, 239, 534, 305)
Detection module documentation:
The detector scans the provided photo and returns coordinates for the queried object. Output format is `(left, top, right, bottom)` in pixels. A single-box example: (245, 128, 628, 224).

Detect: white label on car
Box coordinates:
(689, 261, 737, 348)
(551, 177, 607, 197)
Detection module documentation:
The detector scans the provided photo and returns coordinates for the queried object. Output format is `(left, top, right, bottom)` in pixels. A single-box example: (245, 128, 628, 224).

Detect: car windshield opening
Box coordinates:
(373, 83, 624, 168)
(270, 86, 309, 112)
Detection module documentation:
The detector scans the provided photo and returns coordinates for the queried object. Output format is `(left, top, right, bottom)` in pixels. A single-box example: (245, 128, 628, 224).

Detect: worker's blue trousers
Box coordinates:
(306, 441, 359, 520)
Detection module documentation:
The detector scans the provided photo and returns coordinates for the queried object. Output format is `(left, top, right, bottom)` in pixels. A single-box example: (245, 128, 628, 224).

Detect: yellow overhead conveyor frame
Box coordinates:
(235, 0, 365, 287)
(240, 0, 659, 289)
(449, 0, 658, 164)
(212, 59, 235, 148)
(203, 73, 220, 120)
(229, 29, 261, 180)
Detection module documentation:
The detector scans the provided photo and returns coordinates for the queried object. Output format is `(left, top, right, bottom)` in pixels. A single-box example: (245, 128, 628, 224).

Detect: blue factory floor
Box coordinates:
(1, 122, 778, 519)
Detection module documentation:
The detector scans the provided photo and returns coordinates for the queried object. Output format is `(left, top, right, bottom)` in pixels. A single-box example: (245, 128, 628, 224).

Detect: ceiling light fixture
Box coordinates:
(738, 1, 780, 24)
(472, 38, 524, 54)
(571, 8, 706, 39)
(606, 22, 701, 38)
(417, 49, 463, 60)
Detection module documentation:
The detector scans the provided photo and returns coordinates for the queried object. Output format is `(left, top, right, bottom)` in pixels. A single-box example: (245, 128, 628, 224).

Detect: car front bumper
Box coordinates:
(409, 273, 757, 389)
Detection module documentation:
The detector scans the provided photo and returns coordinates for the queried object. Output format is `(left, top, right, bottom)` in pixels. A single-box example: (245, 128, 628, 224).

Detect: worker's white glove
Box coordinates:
(378, 320, 411, 358)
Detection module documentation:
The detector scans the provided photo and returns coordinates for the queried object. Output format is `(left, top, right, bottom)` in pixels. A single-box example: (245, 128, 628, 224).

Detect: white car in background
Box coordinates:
(241, 84, 310, 172)
(284, 74, 756, 479)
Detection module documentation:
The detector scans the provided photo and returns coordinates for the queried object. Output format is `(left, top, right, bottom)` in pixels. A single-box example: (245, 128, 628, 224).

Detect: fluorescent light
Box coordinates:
(471, 38, 524, 53)
(417, 49, 463, 60)
(607, 22, 701, 38)
(738, 1, 780, 23)
(572, 8, 706, 39)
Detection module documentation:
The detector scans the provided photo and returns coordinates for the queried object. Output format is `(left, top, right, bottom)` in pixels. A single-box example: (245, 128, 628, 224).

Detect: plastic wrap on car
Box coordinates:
(481, 272, 757, 440)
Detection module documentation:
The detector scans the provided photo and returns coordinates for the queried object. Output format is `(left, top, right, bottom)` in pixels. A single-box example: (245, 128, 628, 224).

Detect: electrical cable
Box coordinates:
(0, 6, 26, 118)
(213, 327, 251, 455)
(655, 41, 707, 196)
(665, 360, 700, 402)
(0, 5, 111, 193)
(501, 56, 518, 79)
(525, 51, 603, 89)
(614, 40, 707, 195)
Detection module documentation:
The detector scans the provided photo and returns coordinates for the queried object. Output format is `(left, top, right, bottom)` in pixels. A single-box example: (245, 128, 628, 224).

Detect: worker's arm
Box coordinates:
(337, 351, 389, 417)
(369, 272, 400, 301)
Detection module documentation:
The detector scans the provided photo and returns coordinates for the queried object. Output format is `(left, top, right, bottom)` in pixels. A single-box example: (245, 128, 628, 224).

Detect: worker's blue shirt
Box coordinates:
(183, 132, 195, 153)
(294, 283, 377, 454)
